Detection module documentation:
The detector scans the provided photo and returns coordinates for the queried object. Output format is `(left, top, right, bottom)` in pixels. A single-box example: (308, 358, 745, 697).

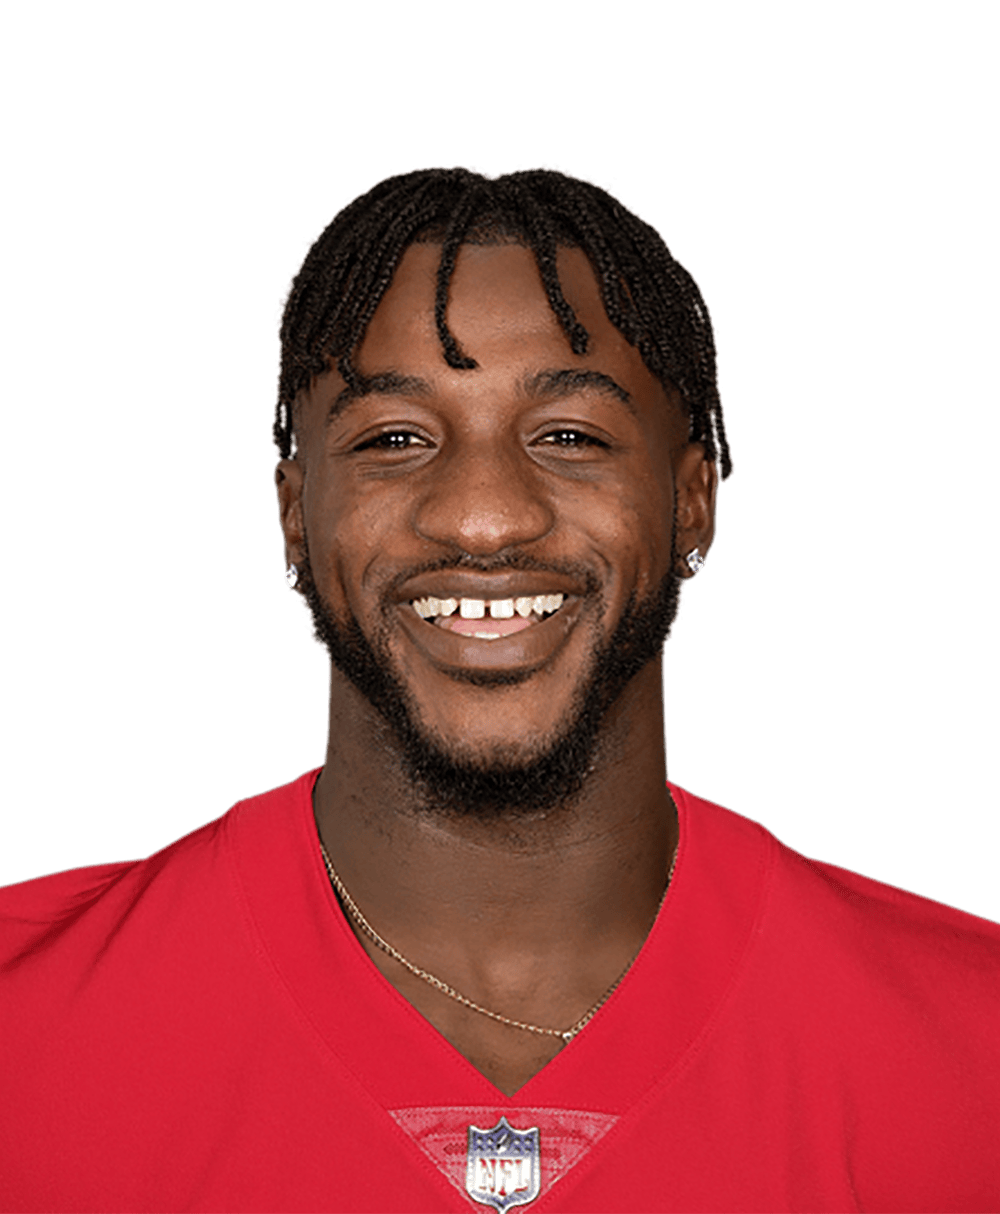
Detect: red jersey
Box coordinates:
(2, 772, 999, 1212)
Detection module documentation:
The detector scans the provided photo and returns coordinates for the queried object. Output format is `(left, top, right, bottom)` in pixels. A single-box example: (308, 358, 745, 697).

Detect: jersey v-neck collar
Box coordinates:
(226, 769, 774, 1115)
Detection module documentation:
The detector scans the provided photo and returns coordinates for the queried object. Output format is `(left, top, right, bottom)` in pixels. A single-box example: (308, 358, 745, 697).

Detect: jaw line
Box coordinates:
(298, 557, 602, 812)
(297, 539, 682, 818)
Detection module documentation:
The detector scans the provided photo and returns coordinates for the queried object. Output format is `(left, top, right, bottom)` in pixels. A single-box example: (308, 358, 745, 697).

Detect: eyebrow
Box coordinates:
(521, 368, 635, 413)
(326, 371, 432, 426)
(325, 366, 634, 426)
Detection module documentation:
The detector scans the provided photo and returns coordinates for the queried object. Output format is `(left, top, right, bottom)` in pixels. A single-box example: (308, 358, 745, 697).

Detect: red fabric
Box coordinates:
(2, 772, 999, 1213)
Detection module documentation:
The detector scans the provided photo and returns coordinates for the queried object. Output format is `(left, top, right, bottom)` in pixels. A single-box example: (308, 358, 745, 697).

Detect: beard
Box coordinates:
(298, 547, 681, 819)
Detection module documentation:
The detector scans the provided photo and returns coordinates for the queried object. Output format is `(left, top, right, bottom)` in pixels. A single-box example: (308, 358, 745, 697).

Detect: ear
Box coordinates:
(673, 444, 717, 576)
(276, 458, 306, 570)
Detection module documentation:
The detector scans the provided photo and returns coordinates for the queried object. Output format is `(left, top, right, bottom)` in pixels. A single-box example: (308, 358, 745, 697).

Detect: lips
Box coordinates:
(395, 594, 584, 674)
(391, 570, 591, 671)
(399, 570, 583, 601)
(412, 593, 567, 640)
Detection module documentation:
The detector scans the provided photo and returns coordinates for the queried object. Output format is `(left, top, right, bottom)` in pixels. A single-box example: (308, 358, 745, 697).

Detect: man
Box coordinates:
(2, 169, 998, 1213)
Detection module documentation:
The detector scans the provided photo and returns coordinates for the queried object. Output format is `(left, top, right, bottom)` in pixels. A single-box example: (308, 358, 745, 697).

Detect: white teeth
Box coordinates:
(413, 596, 457, 619)
(412, 593, 564, 621)
(473, 631, 501, 640)
(530, 593, 565, 616)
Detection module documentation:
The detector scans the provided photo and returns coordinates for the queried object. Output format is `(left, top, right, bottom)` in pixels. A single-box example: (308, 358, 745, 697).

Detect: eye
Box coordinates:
(356, 430, 430, 451)
(537, 429, 607, 449)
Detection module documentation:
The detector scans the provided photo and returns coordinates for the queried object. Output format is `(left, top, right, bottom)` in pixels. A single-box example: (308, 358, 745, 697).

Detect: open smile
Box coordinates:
(411, 593, 566, 640)
(396, 591, 582, 671)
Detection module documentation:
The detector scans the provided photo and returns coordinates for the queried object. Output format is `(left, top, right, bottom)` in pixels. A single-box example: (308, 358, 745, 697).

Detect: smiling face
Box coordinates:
(278, 241, 715, 813)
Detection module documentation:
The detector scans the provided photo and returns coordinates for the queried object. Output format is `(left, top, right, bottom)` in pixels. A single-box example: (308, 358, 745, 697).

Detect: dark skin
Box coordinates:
(277, 242, 716, 1095)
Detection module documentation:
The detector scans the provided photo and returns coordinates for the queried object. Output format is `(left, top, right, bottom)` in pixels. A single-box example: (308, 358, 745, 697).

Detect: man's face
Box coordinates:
(281, 242, 713, 813)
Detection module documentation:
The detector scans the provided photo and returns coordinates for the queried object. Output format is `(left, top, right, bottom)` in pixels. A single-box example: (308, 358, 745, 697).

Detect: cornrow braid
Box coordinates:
(506, 178, 590, 356)
(336, 177, 446, 387)
(275, 168, 731, 479)
(432, 179, 484, 370)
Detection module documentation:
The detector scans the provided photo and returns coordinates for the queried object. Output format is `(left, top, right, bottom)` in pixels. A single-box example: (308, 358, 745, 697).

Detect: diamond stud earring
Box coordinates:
(685, 549, 705, 575)
(285, 564, 300, 589)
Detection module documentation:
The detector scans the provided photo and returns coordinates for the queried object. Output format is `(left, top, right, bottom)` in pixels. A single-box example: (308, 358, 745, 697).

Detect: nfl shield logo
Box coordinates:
(465, 1116, 541, 1211)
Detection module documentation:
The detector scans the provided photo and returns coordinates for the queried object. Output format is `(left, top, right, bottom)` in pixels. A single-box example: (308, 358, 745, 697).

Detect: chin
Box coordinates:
(298, 549, 681, 819)
(393, 724, 599, 820)
(378, 631, 610, 818)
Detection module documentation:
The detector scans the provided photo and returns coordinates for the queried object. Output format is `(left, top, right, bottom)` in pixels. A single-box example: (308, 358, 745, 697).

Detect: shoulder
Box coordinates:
(770, 823, 1000, 987)
(0, 770, 319, 975)
(0, 818, 226, 979)
(669, 781, 1000, 990)
(790, 849, 1000, 962)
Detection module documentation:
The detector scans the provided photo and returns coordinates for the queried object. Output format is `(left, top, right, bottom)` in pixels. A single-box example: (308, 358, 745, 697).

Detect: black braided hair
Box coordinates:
(275, 168, 731, 478)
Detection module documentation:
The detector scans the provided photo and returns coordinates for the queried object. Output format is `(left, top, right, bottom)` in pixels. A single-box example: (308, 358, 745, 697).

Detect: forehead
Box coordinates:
(295, 240, 688, 457)
(355, 242, 675, 405)
(361, 241, 585, 355)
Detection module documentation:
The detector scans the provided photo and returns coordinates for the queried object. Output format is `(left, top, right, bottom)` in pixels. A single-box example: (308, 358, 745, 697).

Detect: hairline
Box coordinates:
(288, 234, 686, 450)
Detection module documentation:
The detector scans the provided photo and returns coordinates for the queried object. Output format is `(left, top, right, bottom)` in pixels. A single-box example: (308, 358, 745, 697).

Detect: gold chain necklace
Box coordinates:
(319, 839, 678, 1044)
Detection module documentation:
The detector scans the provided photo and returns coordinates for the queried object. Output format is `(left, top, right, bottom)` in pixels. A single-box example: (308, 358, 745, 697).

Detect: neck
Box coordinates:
(312, 658, 676, 1092)
(313, 660, 675, 1062)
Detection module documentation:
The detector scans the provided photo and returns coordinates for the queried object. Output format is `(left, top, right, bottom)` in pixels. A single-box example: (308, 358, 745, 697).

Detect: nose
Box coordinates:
(413, 441, 555, 556)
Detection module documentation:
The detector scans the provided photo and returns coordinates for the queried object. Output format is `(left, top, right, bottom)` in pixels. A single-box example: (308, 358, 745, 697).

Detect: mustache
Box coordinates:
(380, 551, 603, 601)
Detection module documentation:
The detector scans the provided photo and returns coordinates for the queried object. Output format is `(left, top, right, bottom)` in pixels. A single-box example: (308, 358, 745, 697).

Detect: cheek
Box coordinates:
(623, 514, 675, 601)
(628, 462, 677, 570)
(303, 477, 388, 607)
(307, 469, 430, 623)
(567, 473, 674, 593)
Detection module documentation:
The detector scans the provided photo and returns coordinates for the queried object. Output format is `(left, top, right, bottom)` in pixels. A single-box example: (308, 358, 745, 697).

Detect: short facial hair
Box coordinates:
(299, 548, 681, 819)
